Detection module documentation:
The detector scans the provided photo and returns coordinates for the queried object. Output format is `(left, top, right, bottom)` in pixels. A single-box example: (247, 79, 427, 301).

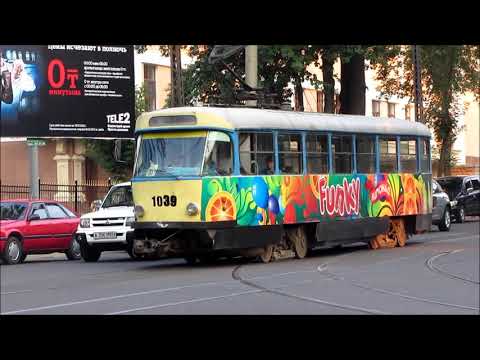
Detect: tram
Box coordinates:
(131, 107, 432, 263)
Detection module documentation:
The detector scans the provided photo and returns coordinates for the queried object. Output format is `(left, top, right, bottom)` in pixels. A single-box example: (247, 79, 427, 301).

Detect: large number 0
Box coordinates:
(151, 195, 177, 207)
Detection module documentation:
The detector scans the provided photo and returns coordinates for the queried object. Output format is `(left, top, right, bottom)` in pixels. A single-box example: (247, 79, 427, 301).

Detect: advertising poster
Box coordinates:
(0, 45, 135, 138)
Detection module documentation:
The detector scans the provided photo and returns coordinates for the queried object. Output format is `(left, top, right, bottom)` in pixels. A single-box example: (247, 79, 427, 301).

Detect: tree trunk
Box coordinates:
(339, 53, 366, 115)
(322, 54, 335, 113)
(294, 77, 304, 111)
(438, 138, 452, 177)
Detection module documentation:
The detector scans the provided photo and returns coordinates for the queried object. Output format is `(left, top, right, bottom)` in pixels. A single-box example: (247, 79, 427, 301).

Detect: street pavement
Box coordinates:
(1, 219, 479, 315)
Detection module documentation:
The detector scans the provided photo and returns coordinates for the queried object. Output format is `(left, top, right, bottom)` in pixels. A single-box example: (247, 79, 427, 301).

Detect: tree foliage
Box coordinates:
(371, 45, 479, 175)
(84, 85, 147, 181)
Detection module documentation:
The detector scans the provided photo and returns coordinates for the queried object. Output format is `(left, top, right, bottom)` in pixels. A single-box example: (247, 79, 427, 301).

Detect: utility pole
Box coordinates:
(28, 142, 40, 198)
(169, 45, 184, 107)
(412, 45, 424, 123)
(245, 45, 258, 107)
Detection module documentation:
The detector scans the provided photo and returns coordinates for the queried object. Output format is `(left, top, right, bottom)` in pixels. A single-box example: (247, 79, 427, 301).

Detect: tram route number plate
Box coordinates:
(93, 232, 117, 240)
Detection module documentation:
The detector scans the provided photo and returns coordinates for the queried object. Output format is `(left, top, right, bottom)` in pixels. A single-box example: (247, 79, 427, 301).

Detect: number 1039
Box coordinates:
(152, 195, 177, 207)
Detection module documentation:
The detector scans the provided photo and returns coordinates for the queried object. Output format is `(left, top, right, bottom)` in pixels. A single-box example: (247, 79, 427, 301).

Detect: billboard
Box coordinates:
(0, 45, 135, 138)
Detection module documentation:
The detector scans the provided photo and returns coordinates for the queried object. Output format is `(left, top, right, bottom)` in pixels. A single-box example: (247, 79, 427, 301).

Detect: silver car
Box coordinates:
(432, 179, 451, 231)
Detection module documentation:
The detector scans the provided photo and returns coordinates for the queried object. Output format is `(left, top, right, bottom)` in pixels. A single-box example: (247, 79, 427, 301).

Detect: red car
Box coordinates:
(0, 199, 81, 265)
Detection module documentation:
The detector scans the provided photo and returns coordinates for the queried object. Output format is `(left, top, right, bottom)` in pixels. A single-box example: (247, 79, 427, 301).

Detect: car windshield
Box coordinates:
(102, 186, 134, 208)
(437, 178, 463, 196)
(0, 202, 28, 220)
(134, 132, 206, 177)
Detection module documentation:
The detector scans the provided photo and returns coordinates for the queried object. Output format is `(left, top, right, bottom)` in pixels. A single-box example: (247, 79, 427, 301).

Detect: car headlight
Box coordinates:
(134, 205, 145, 218)
(80, 218, 91, 228)
(186, 202, 199, 216)
(125, 216, 135, 227)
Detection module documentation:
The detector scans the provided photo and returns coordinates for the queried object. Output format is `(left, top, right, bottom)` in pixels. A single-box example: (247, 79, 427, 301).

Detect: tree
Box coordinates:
(371, 45, 480, 176)
(83, 85, 147, 181)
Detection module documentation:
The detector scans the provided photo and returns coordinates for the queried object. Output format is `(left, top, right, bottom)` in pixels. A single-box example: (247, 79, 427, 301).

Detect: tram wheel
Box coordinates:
(258, 245, 274, 263)
(369, 219, 407, 249)
(287, 226, 308, 259)
(390, 219, 407, 247)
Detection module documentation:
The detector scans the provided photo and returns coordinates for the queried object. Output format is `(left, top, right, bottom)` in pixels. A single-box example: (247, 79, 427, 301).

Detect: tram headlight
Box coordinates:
(186, 202, 199, 216)
(134, 205, 145, 218)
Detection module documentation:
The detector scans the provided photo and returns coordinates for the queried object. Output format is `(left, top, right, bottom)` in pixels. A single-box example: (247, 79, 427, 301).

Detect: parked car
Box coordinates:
(431, 179, 451, 231)
(436, 175, 480, 223)
(0, 199, 81, 265)
(75, 182, 136, 262)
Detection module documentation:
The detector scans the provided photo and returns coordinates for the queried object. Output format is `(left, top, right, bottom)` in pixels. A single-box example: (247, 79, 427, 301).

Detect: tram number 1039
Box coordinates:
(151, 195, 177, 207)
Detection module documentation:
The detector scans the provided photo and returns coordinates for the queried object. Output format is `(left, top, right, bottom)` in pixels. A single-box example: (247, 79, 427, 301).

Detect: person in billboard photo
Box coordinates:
(0, 56, 13, 104)
(1, 57, 37, 122)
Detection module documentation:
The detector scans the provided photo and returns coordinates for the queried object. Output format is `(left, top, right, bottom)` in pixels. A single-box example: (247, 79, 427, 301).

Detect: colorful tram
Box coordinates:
(131, 107, 432, 263)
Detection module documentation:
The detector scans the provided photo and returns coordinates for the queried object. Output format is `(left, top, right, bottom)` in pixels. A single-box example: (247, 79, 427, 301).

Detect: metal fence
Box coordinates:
(0, 179, 114, 215)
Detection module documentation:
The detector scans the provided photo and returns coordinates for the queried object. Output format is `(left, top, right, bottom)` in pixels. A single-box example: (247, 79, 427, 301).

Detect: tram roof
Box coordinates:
(136, 106, 431, 137)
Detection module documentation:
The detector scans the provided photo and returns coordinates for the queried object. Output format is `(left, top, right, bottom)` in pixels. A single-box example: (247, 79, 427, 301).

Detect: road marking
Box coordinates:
(1, 269, 318, 314)
(1, 290, 34, 296)
(108, 289, 263, 315)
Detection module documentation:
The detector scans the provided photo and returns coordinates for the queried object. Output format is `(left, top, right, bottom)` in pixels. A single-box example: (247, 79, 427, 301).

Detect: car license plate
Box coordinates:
(93, 232, 116, 240)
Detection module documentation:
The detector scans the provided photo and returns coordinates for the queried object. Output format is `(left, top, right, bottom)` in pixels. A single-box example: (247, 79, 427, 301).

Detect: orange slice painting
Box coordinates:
(205, 191, 237, 222)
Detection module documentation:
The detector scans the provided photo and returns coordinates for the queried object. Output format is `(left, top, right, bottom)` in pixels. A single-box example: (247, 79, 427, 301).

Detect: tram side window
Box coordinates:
(420, 138, 431, 173)
(306, 134, 328, 173)
(239, 132, 274, 175)
(379, 137, 397, 173)
(202, 131, 233, 176)
(400, 138, 417, 173)
(332, 135, 353, 174)
(278, 133, 303, 174)
(356, 135, 376, 173)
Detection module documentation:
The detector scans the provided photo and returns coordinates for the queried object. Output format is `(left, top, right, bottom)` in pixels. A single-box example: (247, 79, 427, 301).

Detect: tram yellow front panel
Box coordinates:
(132, 180, 203, 223)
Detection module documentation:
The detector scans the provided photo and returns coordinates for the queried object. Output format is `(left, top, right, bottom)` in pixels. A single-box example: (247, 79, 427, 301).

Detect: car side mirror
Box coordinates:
(28, 214, 41, 221)
(91, 200, 102, 212)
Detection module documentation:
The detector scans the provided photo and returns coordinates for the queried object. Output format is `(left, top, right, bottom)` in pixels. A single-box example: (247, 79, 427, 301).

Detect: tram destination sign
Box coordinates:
(0, 45, 135, 138)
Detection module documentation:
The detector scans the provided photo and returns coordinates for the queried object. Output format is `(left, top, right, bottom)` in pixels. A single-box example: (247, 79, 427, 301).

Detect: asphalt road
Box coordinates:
(1, 219, 479, 315)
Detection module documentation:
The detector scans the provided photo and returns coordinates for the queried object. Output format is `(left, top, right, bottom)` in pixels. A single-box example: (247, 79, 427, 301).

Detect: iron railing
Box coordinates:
(0, 179, 115, 215)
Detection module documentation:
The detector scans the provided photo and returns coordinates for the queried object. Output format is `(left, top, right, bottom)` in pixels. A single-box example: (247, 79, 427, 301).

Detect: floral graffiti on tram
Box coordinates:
(201, 174, 431, 226)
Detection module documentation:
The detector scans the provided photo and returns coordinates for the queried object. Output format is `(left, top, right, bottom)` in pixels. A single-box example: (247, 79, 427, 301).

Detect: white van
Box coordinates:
(75, 182, 136, 262)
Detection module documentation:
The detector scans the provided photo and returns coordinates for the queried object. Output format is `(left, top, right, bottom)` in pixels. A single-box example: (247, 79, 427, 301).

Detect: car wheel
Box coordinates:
(438, 207, 451, 232)
(456, 206, 465, 223)
(80, 242, 101, 262)
(20, 253, 28, 263)
(1, 236, 24, 265)
(65, 235, 82, 260)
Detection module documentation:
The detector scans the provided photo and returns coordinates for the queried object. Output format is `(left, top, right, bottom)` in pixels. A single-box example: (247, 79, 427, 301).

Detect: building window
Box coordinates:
(239, 132, 274, 175)
(278, 133, 303, 174)
(372, 100, 380, 117)
(400, 138, 417, 173)
(379, 137, 397, 172)
(405, 105, 412, 121)
(316, 91, 324, 113)
(332, 135, 353, 174)
(306, 134, 328, 173)
(144, 64, 156, 111)
(388, 102, 396, 118)
(356, 135, 376, 173)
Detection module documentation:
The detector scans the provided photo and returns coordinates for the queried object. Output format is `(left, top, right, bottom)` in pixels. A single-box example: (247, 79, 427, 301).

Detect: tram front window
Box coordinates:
(202, 131, 233, 176)
(134, 133, 206, 177)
